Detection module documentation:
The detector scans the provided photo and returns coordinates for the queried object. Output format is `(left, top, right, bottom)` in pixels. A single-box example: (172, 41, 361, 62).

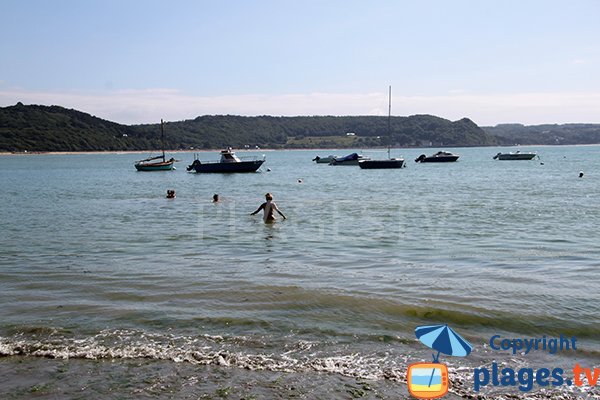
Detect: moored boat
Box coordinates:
(415, 151, 459, 163)
(134, 157, 176, 171)
(329, 153, 370, 165)
(358, 87, 405, 170)
(359, 158, 405, 169)
(134, 119, 177, 171)
(493, 151, 537, 160)
(313, 155, 338, 164)
(186, 148, 265, 173)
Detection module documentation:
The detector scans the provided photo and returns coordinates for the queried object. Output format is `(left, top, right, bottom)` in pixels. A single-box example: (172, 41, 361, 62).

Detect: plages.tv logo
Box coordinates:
(407, 324, 473, 399)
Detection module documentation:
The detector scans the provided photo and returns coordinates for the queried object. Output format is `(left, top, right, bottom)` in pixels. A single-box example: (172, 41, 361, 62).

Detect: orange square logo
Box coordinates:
(407, 362, 449, 399)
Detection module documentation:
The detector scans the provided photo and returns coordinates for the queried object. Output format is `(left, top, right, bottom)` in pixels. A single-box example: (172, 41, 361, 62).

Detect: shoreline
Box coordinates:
(0, 355, 594, 399)
(3, 143, 600, 157)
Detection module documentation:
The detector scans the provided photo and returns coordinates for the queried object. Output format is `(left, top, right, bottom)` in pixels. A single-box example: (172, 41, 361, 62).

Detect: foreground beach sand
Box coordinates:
(2, 357, 595, 399)
(0, 357, 459, 399)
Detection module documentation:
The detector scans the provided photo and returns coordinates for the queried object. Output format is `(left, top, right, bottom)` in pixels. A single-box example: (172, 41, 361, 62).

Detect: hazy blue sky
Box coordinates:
(1, 0, 599, 125)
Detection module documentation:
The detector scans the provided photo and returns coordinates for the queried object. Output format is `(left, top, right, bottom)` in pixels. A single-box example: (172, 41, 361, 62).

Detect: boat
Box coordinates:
(329, 152, 370, 165)
(186, 148, 265, 173)
(493, 151, 537, 160)
(135, 155, 176, 171)
(359, 150, 404, 169)
(415, 151, 460, 163)
(312, 155, 338, 164)
(359, 157, 404, 169)
(134, 119, 177, 171)
(358, 86, 405, 170)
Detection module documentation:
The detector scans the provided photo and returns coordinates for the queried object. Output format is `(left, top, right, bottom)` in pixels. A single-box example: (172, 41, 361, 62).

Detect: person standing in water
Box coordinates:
(251, 193, 286, 223)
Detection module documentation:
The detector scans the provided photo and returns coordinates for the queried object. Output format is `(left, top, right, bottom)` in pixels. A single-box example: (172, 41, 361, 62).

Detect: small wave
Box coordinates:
(1, 329, 597, 399)
(0, 329, 404, 381)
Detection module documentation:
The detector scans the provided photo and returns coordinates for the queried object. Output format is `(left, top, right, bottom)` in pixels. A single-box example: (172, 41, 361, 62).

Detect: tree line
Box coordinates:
(2, 103, 599, 152)
(483, 123, 600, 145)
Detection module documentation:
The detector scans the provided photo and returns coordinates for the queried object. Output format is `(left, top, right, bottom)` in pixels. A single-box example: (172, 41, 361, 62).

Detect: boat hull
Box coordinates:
(359, 159, 405, 169)
(420, 156, 459, 162)
(189, 160, 265, 173)
(134, 161, 175, 171)
(494, 153, 536, 160)
(330, 159, 363, 165)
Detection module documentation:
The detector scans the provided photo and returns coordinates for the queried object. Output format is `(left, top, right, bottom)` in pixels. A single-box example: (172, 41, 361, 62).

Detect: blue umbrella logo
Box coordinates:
(416, 324, 473, 361)
(415, 324, 473, 389)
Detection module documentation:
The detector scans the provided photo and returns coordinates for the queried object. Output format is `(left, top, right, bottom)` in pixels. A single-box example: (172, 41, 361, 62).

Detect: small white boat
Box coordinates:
(493, 151, 537, 160)
(312, 155, 338, 164)
(134, 119, 177, 171)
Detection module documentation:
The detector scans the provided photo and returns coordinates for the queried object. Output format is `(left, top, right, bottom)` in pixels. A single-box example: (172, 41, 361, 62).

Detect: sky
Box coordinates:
(1, 0, 599, 126)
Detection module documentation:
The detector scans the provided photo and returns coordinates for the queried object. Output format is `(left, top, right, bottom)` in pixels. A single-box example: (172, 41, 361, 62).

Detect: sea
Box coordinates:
(1, 146, 599, 399)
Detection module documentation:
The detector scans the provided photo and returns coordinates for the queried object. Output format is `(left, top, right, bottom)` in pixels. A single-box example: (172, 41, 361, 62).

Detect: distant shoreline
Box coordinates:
(3, 143, 600, 157)
(0, 149, 275, 157)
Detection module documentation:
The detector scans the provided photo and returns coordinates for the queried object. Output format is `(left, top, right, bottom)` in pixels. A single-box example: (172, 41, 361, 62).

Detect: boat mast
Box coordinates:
(160, 119, 165, 162)
(387, 85, 391, 159)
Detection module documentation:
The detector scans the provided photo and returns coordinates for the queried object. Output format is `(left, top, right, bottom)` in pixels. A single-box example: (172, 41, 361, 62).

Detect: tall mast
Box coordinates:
(160, 119, 165, 161)
(388, 86, 392, 158)
(388, 85, 392, 135)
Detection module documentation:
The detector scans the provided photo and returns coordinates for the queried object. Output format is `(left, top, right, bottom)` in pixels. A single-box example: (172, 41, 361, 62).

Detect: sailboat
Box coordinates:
(359, 86, 405, 169)
(134, 119, 177, 171)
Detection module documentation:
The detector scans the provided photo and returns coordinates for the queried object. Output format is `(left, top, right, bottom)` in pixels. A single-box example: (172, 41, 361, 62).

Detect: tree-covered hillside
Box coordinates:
(484, 123, 600, 145)
(160, 114, 498, 150)
(1, 103, 499, 152)
(0, 103, 139, 151)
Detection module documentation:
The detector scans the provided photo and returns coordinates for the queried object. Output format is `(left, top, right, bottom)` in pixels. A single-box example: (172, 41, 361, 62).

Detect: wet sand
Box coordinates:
(0, 357, 450, 400)
(2, 356, 595, 399)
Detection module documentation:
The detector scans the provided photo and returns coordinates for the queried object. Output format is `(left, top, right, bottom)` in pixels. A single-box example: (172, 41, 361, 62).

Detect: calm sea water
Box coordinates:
(1, 146, 599, 397)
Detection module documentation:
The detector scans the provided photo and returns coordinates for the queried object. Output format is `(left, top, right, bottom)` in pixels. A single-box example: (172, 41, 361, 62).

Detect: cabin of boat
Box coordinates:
(493, 151, 537, 160)
(187, 149, 265, 173)
(415, 151, 459, 163)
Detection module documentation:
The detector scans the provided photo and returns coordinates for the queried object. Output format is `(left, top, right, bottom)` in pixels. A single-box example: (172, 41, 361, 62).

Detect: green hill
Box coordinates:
(0, 103, 138, 152)
(484, 123, 600, 145)
(0, 102, 499, 152)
